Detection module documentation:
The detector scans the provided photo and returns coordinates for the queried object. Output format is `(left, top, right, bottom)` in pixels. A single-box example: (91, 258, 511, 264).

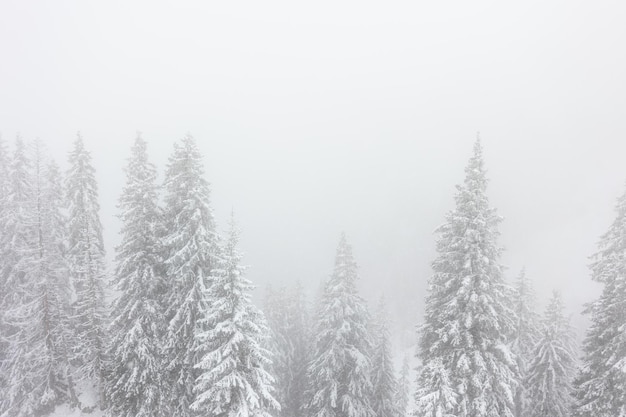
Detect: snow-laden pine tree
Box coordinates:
(107, 135, 167, 417)
(264, 284, 290, 411)
(66, 133, 108, 409)
(525, 291, 576, 417)
(572, 184, 626, 417)
(371, 296, 401, 417)
(0, 136, 13, 409)
(160, 134, 220, 417)
(395, 355, 411, 417)
(0, 137, 32, 311)
(414, 359, 457, 417)
(510, 268, 541, 417)
(415, 139, 518, 417)
(191, 216, 279, 417)
(306, 233, 374, 417)
(1, 144, 75, 416)
(264, 283, 312, 417)
(0, 138, 34, 415)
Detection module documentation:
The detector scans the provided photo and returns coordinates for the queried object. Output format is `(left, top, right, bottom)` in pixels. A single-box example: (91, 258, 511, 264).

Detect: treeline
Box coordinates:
(412, 140, 626, 417)
(0, 134, 275, 417)
(0, 134, 624, 417)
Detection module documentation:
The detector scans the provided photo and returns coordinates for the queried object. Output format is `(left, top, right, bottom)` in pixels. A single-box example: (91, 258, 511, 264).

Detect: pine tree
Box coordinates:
(525, 291, 576, 417)
(0, 137, 32, 309)
(107, 135, 167, 417)
(0, 136, 14, 410)
(1, 143, 74, 416)
(306, 233, 374, 417)
(264, 285, 291, 415)
(191, 217, 279, 417)
(395, 355, 411, 417)
(511, 268, 541, 417)
(0, 137, 33, 415)
(414, 359, 457, 417)
(264, 283, 312, 417)
(371, 296, 400, 417)
(284, 282, 311, 417)
(160, 134, 220, 417)
(415, 139, 518, 417)
(572, 184, 626, 417)
(66, 133, 108, 410)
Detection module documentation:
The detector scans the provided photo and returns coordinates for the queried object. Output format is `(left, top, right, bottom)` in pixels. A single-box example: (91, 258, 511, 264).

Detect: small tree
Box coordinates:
(264, 282, 312, 417)
(511, 268, 541, 417)
(525, 291, 576, 417)
(371, 296, 400, 417)
(306, 233, 374, 417)
(395, 355, 411, 417)
(191, 217, 279, 417)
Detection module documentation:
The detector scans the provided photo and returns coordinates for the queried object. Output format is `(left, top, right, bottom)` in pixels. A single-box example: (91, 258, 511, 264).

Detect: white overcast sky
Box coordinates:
(1, 0, 626, 342)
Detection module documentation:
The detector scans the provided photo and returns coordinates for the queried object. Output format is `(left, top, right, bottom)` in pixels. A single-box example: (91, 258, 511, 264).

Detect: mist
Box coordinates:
(1, 1, 626, 416)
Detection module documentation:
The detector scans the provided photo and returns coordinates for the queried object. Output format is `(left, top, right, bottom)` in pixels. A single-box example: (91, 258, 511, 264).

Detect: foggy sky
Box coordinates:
(1, 0, 626, 344)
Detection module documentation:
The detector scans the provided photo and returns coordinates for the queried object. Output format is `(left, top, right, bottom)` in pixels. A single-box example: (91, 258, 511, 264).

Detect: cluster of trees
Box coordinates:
(0, 134, 276, 417)
(263, 234, 411, 417)
(1, 133, 626, 417)
(413, 139, 626, 417)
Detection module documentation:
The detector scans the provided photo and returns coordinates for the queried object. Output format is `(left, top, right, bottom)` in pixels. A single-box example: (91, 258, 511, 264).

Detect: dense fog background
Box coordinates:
(2, 0, 626, 342)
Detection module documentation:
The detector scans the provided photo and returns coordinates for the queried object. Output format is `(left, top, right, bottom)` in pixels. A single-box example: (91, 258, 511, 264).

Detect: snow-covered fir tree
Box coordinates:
(0, 138, 34, 415)
(263, 284, 290, 412)
(0, 137, 32, 312)
(395, 355, 411, 417)
(511, 268, 541, 417)
(191, 216, 279, 417)
(1, 143, 75, 416)
(306, 233, 374, 417)
(572, 184, 626, 417)
(66, 133, 108, 410)
(525, 291, 576, 417)
(264, 283, 311, 417)
(160, 134, 220, 417)
(371, 296, 400, 417)
(415, 139, 518, 417)
(106, 135, 168, 417)
(0, 136, 13, 409)
(413, 358, 457, 417)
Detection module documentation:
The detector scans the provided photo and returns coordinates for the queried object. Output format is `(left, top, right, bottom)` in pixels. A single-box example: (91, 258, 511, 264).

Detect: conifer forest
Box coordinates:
(0, 134, 624, 417)
(2, 2, 626, 417)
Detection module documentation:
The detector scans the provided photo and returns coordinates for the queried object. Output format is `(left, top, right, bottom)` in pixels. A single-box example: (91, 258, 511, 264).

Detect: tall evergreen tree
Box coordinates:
(371, 296, 400, 417)
(1, 143, 74, 416)
(511, 268, 541, 417)
(395, 354, 411, 417)
(0, 137, 32, 310)
(306, 233, 374, 417)
(525, 291, 576, 417)
(415, 139, 518, 417)
(0, 137, 33, 415)
(160, 134, 220, 417)
(572, 184, 626, 417)
(107, 135, 167, 417)
(0, 136, 15, 411)
(0, 136, 9, 303)
(66, 133, 108, 409)
(191, 217, 279, 417)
